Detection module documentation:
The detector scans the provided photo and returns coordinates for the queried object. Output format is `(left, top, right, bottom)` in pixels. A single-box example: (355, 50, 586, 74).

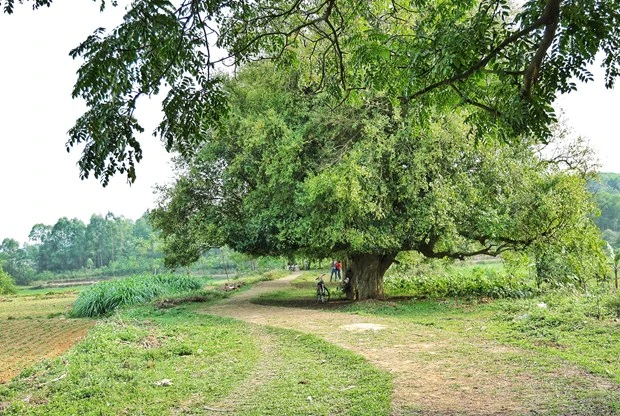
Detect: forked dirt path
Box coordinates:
(202, 274, 616, 415)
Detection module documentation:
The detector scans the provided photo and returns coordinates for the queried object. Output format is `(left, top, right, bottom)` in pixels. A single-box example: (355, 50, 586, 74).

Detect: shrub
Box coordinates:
(0, 266, 17, 295)
(604, 294, 620, 318)
(384, 264, 536, 299)
(71, 273, 201, 317)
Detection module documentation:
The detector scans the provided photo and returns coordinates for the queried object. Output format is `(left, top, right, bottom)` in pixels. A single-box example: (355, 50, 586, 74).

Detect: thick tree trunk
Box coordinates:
(344, 253, 395, 300)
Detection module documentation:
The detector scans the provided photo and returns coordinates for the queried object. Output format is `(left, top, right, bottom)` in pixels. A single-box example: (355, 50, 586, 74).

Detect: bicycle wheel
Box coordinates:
(323, 286, 330, 302)
(317, 285, 329, 303)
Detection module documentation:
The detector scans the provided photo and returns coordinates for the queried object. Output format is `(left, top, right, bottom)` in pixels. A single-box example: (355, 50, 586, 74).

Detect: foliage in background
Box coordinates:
(71, 273, 202, 317)
(385, 253, 535, 299)
(0, 211, 287, 287)
(192, 247, 285, 276)
(0, 238, 35, 285)
(385, 241, 613, 301)
(588, 172, 620, 249)
(0, 265, 17, 295)
(529, 221, 610, 290)
(0, 212, 162, 284)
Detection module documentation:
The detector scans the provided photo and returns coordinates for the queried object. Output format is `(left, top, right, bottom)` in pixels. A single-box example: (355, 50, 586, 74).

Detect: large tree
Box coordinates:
(151, 63, 600, 300)
(3, 0, 619, 184)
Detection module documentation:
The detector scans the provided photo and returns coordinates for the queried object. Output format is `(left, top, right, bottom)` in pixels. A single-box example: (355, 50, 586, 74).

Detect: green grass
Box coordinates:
(0, 306, 259, 415)
(71, 273, 203, 317)
(260, 268, 619, 386)
(0, 291, 78, 319)
(488, 292, 620, 383)
(232, 327, 391, 416)
(0, 300, 391, 415)
(340, 292, 620, 385)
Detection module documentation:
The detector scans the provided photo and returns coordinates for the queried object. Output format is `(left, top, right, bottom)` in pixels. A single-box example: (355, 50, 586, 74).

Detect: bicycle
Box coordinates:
(316, 274, 330, 303)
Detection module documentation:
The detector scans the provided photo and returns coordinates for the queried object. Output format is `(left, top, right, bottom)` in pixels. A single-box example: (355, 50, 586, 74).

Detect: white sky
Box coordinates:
(0, 1, 174, 244)
(1, 3, 619, 244)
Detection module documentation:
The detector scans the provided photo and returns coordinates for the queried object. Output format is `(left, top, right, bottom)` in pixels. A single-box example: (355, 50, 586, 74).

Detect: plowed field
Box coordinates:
(0, 292, 93, 384)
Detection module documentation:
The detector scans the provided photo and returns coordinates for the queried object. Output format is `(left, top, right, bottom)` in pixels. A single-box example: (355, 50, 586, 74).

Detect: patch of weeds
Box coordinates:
(384, 263, 536, 300)
(170, 344, 193, 356)
(605, 294, 620, 318)
(71, 273, 203, 317)
(487, 293, 620, 383)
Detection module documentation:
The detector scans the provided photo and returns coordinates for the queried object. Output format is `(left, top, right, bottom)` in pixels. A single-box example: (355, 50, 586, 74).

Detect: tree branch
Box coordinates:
(521, 0, 562, 98)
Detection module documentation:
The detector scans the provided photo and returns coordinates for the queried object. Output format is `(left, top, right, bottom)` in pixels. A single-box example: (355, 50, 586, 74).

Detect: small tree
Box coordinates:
(0, 266, 17, 295)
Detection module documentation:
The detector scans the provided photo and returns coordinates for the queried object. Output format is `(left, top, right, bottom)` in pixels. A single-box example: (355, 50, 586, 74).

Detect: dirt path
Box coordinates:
(202, 274, 616, 415)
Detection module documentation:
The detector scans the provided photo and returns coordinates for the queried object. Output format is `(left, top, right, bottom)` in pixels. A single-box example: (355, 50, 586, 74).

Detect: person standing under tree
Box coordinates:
(336, 260, 342, 281)
(330, 260, 338, 282)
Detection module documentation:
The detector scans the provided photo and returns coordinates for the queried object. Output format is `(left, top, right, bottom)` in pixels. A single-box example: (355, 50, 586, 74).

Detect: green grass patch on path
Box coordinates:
(228, 327, 391, 416)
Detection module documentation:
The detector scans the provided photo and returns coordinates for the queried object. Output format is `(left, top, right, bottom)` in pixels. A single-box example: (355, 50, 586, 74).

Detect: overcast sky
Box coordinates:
(1, 3, 619, 245)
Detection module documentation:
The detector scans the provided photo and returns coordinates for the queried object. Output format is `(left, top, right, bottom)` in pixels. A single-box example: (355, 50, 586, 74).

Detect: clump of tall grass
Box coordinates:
(72, 273, 202, 317)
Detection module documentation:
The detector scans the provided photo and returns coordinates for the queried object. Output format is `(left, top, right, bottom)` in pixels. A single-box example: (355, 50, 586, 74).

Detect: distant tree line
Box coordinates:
(0, 212, 161, 284)
(0, 213, 285, 286)
(588, 173, 620, 248)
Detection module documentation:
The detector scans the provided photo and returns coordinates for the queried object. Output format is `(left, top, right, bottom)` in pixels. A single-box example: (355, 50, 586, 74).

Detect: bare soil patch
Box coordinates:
(340, 323, 386, 331)
(0, 319, 93, 384)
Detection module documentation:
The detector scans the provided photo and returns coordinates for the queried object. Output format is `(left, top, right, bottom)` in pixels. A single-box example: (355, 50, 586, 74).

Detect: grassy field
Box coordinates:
(0, 300, 390, 415)
(251, 272, 620, 414)
(0, 270, 391, 415)
(2, 267, 618, 415)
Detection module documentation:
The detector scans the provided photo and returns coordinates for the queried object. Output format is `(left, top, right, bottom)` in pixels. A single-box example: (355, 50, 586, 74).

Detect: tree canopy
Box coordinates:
(151, 62, 602, 299)
(3, 0, 615, 299)
(3, 0, 619, 184)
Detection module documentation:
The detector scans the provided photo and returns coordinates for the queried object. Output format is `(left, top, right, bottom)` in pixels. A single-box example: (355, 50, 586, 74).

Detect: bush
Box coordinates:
(71, 273, 202, 317)
(0, 267, 17, 295)
(384, 264, 536, 299)
(604, 294, 620, 318)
